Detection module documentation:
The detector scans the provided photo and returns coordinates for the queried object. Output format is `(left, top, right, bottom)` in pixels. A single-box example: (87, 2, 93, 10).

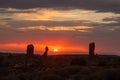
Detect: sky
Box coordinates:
(0, 0, 120, 55)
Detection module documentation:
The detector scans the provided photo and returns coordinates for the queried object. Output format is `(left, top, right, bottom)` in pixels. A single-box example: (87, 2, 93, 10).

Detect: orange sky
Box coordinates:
(0, 40, 88, 55)
(0, 39, 113, 55)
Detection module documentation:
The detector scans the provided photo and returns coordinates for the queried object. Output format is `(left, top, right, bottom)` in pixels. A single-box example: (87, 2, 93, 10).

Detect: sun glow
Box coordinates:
(53, 48, 59, 52)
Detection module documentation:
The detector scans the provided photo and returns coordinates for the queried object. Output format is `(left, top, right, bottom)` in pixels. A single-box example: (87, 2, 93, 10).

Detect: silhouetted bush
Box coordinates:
(54, 66, 81, 78)
(17, 74, 29, 80)
(82, 69, 120, 80)
(103, 69, 120, 80)
(0, 68, 9, 77)
(35, 74, 63, 80)
(98, 60, 108, 66)
(71, 58, 87, 66)
(0, 74, 19, 80)
(14, 64, 35, 73)
(71, 74, 83, 80)
(0, 57, 9, 67)
(1, 54, 120, 80)
(114, 58, 120, 66)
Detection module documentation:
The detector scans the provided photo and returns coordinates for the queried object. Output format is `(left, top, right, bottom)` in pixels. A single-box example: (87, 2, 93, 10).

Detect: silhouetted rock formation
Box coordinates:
(42, 46, 49, 57)
(89, 42, 95, 56)
(26, 44, 34, 56)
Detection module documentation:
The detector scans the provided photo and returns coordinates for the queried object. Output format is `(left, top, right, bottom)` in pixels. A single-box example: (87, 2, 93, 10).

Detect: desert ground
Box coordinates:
(0, 53, 120, 80)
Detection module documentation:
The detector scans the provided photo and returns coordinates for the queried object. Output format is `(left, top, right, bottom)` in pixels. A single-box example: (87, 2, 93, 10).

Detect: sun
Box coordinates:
(53, 48, 59, 52)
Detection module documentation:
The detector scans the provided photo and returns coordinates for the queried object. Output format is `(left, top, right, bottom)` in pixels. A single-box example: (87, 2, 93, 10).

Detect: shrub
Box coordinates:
(35, 74, 64, 80)
(103, 69, 120, 80)
(97, 60, 108, 66)
(0, 57, 9, 67)
(71, 58, 87, 66)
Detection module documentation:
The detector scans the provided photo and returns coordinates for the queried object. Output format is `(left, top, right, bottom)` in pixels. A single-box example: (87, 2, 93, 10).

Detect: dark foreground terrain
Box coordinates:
(0, 53, 120, 80)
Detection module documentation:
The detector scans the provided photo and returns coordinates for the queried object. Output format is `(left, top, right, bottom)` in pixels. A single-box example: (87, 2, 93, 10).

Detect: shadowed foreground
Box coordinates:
(0, 53, 120, 80)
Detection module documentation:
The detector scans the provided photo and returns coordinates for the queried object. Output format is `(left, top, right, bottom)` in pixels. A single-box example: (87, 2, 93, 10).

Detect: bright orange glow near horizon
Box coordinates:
(0, 42, 119, 55)
(0, 37, 118, 55)
(0, 42, 88, 55)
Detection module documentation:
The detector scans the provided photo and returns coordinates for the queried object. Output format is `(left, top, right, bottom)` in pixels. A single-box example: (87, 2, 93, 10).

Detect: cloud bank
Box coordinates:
(0, 0, 120, 13)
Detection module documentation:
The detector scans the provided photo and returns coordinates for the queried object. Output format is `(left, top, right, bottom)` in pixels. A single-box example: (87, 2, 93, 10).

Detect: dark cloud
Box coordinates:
(0, 18, 14, 20)
(103, 17, 120, 22)
(0, 0, 120, 13)
(3, 20, 120, 32)
(102, 17, 120, 28)
(5, 20, 90, 27)
(0, 8, 36, 13)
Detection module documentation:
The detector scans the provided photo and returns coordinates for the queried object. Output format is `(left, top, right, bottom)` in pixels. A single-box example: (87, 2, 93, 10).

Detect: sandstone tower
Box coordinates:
(89, 42, 95, 56)
(26, 44, 34, 56)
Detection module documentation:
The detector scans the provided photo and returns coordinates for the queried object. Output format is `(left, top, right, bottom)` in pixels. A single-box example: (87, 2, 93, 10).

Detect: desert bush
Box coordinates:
(70, 74, 83, 80)
(65, 66, 81, 75)
(103, 69, 120, 80)
(54, 66, 81, 78)
(0, 57, 10, 77)
(70, 68, 101, 80)
(83, 69, 120, 80)
(0, 57, 9, 67)
(17, 74, 30, 80)
(54, 68, 71, 78)
(71, 58, 87, 66)
(13, 63, 35, 73)
(0, 74, 19, 80)
(0, 68, 9, 77)
(97, 60, 108, 66)
(34, 74, 64, 80)
(114, 58, 120, 66)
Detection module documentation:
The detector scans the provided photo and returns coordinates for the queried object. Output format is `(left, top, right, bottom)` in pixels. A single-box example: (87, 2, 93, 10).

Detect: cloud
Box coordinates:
(103, 16, 120, 22)
(0, 8, 36, 13)
(102, 17, 120, 31)
(0, 9, 93, 21)
(0, 8, 118, 23)
(0, 18, 14, 20)
(0, 20, 93, 32)
(0, 0, 120, 13)
(16, 26, 93, 32)
(2, 20, 120, 32)
(5, 20, 91, 27)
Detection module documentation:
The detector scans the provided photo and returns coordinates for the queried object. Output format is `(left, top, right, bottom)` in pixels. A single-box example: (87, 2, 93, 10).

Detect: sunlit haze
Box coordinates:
(53, 49, 59, 52)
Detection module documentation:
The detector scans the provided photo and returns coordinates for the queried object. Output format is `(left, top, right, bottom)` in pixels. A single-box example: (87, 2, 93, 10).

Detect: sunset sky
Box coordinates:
(0, 0, 120, 55)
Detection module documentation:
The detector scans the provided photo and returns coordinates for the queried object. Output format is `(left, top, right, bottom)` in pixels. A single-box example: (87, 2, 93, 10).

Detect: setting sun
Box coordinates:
(53, 49, 59, 52)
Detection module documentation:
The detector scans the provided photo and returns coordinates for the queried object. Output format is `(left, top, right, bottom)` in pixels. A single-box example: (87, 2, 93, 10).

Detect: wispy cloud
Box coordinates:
(0, 8, 36, 13)
(16, 26, 93, 32)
